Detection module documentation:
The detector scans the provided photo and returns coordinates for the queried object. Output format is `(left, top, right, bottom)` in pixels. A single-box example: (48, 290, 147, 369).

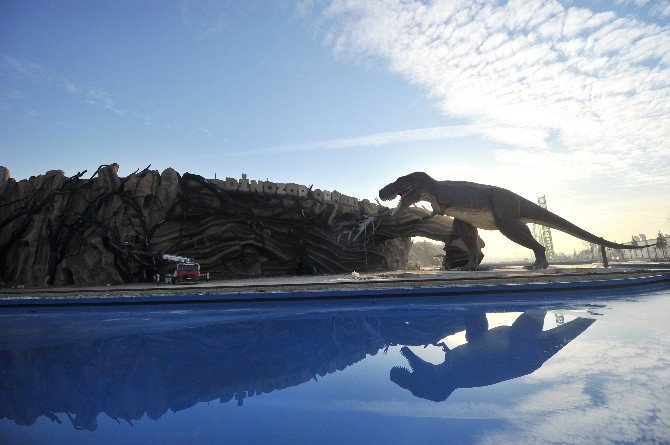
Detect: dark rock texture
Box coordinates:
(0, 165, 483, 286)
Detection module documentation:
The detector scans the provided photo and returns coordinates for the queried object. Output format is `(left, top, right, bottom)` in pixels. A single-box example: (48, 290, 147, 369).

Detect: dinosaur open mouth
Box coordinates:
(390, 365, 412, 381)
(390, 346, 418, 381)
(379, 180, 413, 200)
(390, 185, 416, 215)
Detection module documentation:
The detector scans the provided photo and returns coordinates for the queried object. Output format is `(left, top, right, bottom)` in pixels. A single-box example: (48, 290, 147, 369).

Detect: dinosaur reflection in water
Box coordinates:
(391, 312, 596, 402)
(0, 306, 594, 431)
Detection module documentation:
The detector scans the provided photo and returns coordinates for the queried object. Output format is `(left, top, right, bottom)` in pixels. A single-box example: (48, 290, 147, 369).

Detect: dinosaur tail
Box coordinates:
(520, 199, 654, 250)
(537, 317, 596, 363)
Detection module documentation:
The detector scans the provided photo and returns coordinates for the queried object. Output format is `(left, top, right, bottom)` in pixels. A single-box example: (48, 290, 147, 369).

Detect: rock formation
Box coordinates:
(0, 165, 484, 286)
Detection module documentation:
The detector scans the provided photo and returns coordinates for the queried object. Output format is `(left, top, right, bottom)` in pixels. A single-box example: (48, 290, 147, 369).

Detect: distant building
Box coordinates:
(603, 233, 668, 260)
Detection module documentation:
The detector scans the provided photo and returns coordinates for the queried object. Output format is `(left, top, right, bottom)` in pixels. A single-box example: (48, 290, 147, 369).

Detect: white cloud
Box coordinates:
(477, 334, 670, 444)
(295, 0, 316, 16)
(616, 0, 670, 18)
(1, 54, 46, 77)
(255, 397, 509, 420)
(225, 125, 478, 157)
(179, 0, 232, 39)
(63, 79, 79, 94)
(1, 54, 77, 93)
(1, 54, 126, 116)
(319, 0, 670, 186)
(86, 89, 125, 115)
(654, 2, 670, 18)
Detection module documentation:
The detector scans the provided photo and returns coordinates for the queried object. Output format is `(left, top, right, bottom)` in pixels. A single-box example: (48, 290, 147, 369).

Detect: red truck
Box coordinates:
(173, 262, 200, 284)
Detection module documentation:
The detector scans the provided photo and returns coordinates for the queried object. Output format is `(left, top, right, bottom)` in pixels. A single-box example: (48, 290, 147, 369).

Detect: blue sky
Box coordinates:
(2, 0, 669, 260)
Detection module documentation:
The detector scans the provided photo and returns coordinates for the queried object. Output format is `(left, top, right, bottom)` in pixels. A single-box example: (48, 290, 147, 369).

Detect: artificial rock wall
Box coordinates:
(0, 164, 482, 286)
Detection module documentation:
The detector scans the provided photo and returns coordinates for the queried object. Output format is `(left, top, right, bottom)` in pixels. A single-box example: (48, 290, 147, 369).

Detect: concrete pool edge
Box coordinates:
(1, 270, 669, 307)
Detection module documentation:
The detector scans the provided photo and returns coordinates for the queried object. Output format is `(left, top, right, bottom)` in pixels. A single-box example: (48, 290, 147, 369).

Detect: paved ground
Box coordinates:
(1, 263, 667, 299)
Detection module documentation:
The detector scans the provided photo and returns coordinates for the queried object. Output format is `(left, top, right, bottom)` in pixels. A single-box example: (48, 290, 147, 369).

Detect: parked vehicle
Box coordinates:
(162, 254, 209, 284)
(172, 262, 200, 284)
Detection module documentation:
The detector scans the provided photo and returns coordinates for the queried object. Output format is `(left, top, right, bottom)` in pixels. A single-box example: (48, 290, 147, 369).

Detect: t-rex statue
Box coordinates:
(390, 312, 595, 402)
(379, 172, 652, 269)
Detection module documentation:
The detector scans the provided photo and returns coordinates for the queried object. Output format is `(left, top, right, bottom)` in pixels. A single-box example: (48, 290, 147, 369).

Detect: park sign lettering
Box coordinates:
(221, 174, 359, 208)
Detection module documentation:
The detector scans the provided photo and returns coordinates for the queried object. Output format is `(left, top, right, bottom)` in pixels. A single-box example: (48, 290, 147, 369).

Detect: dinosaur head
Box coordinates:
(390, 346, 455, 402)
(379, 172, 436, 216)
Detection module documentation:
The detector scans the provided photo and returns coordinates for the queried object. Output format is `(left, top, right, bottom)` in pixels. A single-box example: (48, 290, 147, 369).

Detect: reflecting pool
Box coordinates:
(1, 286, 670, 444)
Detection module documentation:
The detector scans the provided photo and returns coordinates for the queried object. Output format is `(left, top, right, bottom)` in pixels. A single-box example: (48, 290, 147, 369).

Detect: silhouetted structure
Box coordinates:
(532, 195, 555, 259)
(0, 165, 482, 286)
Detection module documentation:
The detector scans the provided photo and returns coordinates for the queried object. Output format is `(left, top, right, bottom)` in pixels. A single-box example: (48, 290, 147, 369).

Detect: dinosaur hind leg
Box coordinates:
(496, 220, 548, 269)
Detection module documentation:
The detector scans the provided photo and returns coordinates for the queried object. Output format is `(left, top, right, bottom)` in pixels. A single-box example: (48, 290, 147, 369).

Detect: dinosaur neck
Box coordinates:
(420, 176, 447, 213)
(422, 175, 439, 197)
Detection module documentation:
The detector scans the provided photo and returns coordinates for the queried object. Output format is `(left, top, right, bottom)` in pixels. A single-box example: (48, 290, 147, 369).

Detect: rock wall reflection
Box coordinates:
(0, 309, 594, 431)
(0, 312, 466, 431)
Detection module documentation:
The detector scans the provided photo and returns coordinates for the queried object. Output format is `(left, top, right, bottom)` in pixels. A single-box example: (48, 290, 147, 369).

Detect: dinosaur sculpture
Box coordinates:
(379, 172, 652, 269)
(390, 312, 595, 402)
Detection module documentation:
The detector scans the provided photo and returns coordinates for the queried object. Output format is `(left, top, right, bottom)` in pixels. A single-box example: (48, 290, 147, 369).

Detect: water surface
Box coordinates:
(1, 286, 669, 444)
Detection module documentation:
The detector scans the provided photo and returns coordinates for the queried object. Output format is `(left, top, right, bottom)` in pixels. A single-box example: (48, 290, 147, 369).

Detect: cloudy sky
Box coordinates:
(1, 0, 669, 260)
